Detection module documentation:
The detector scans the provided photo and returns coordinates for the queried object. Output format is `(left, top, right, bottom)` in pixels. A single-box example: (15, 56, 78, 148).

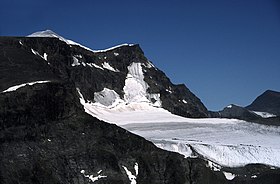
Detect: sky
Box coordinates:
(1, 0, 279, 110)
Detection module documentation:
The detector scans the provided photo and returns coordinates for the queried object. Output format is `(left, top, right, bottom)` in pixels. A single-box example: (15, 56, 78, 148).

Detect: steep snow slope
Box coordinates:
(78, 88, 280, 168)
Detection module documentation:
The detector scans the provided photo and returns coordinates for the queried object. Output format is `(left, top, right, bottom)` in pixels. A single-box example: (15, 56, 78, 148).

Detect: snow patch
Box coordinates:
(31, 49, 48, 61)
(80, 170, 107, 183)
(165, 89, 172, 93)
(93, 43, 134, 53)
(251, 175, 257, 178)
(227, 105, 233, 108)
(102, 62, 119, 72)
(2, 81, 51, 93)
(114, 52, 119, 56)
(252, 111, 276, 118)
(223, 171, 236, 180)
(92, 63, 104, 70)
(182, 100, 187, 104)
(43, 53, 48, 61)
(72, 56, 80, 66)
(207, 160, 222, 171)
(122, 163, 138, 184)
(19, 40, 23, 45)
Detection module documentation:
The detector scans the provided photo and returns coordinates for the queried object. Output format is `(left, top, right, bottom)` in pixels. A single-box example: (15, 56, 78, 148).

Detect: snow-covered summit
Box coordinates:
(27, 30, 134, 53)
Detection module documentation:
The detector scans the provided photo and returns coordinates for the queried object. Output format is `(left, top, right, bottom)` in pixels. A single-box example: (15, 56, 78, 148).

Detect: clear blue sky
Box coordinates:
(1, 0, 280, 110)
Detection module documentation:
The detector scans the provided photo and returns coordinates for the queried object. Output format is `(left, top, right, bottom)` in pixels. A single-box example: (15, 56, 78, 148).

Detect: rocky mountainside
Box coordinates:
(246, 90, 280, 116)
(1, 31, 280, 183)
(0, 30, 208, 118)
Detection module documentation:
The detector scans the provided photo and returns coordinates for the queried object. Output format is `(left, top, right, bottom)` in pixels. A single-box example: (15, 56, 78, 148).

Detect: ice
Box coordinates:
(124, 63, 149, 103)
(252, 111, 276, 118)
(123, 120, 280, 168)
(94, 88, 123, 106)
(2, 81, 50, 93)
(102, 62, 119, 72)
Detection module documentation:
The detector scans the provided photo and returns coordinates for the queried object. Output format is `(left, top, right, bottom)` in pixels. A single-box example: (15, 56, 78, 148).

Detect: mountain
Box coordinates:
(211, 104, 261, 121)
(246, 90, 280, 116)
(210, 90, 280, 126)
(1, 30, 208, 118)
(1, 30, 280, 183)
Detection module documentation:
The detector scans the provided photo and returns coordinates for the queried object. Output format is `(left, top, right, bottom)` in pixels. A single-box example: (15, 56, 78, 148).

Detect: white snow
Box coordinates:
(165, 89, 172, 93)
(80, 170, 107, 183)
(143, 61, 155, 69)
(114, 52, 119, 56)
(182, 99, 187, 104)
(227, 104, 233, 108)
(93, 43, 134, 53)
(43, 53, 48, 61)
(28, 30, 95, 52)
(252, 111, 276, 118)
(207, 160, 222, 171)
(251, 175, 257, 178)
(72, 56, 80, 66)
(122, 163, 138, 184)
(2, 81, 50, 93)
(31, 49, 48, 61)
(92, 63, 104, 70)
(19, 40, 23, 45)
(223, 171, 236, 180)
(102, 62, 119, 72)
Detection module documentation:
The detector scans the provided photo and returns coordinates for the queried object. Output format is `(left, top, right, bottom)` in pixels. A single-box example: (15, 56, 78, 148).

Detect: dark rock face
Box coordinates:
(0, 36, 208, 118)
(246, 90, 280, 116)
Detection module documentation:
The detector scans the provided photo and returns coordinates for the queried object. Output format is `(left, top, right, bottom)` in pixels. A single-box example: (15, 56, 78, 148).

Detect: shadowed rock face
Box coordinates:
(0, 36, 209, 118)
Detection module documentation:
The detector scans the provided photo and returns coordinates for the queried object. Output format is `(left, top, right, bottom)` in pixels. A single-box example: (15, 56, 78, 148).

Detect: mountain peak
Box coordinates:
(28, 29, 60, 38)
(27, 29, 135, 53)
